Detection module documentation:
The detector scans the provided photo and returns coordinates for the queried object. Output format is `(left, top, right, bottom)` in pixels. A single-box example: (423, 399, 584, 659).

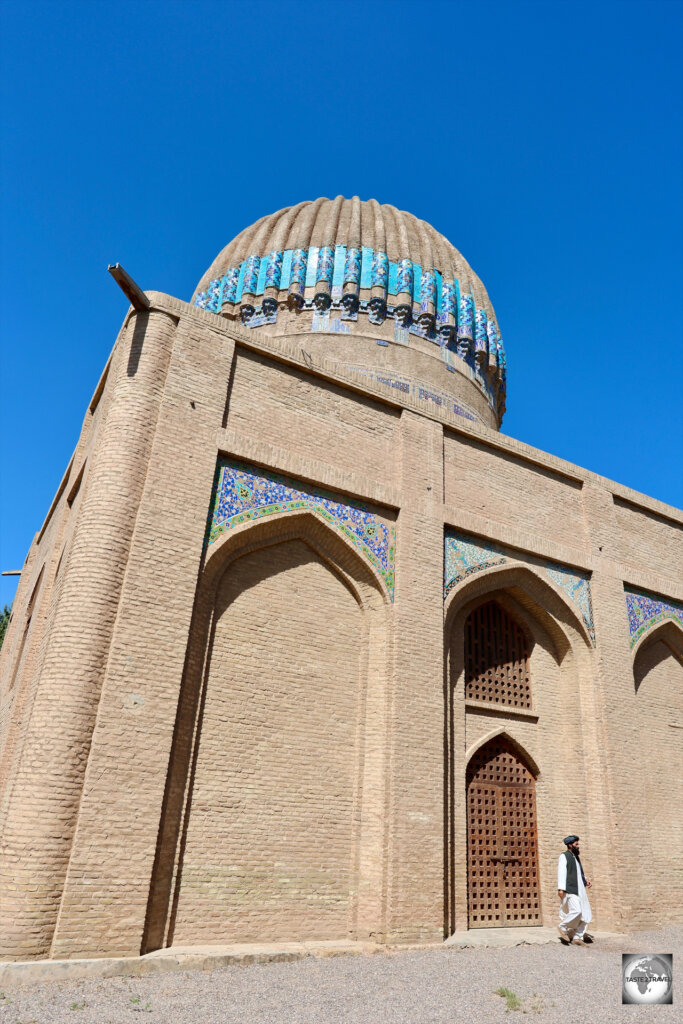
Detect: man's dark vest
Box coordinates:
(563, 849, 580, 895)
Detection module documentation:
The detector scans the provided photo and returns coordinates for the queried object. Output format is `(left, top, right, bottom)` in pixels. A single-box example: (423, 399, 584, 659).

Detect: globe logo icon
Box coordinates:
(622, 954, 673, 1004)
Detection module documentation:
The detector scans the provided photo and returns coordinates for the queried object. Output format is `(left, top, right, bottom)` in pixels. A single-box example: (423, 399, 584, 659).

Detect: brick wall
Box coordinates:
(444, 431, 587, 545)
(0, 291, 681, 959)
(227, 348, 399, 488)
(172, 539, 363, 943)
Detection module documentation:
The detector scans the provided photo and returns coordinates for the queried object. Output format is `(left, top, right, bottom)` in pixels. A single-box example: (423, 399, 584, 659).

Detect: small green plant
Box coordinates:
(129, 996, 141, 1004)
(70, 1002, 86, 1010)
(494, 987, 522, 1012)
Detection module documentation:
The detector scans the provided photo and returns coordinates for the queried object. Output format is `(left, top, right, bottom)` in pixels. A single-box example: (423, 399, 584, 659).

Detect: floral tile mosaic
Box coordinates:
(208, 460, 395, 600)
(545, 563, 595, 645)
(444, 532, 506, 596)
(625, 586, 683, 648)
(444, 530, 596, 645)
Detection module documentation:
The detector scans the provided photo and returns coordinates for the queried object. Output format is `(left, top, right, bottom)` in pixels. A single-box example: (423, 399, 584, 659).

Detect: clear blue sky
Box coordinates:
(1, 0, 682, 607)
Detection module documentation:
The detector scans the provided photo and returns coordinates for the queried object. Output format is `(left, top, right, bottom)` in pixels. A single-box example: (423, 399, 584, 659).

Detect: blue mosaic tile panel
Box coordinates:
(208, 460, 395, 600)
(371, 250, 389, 289)
(290, 248, 307, 287)
(236, 260, 246, 300)
(332, 245, 346, 288)
(305, 246, 319, 287)
(224, 266, 239, 304)
(412, 263, 422, 304)
(442, 280, 456, 316)
(444, 531, 507, 596)
(280, 249, 293, 290)
(203, 279, 221, 313)
(487, 319, 500, 367)
(344, 247, 362, 284)
(317, 246, 334, 286)
(396, 258, 413, 295)
(475, 309, 488, 345)
(243, 255, 260, 295)
(420, 270, 436, 308)
(256, 257, 268, 294)
(474, 312, 488, 364)
(360, 247, 374, 288)
(444, 531, 596, 645)
(457, 293, 474, 340)
(545, 564, 595, 644)
(434, 270, 443, 314)
(264, 250, 283, 290)
(625, 587, 683, 648)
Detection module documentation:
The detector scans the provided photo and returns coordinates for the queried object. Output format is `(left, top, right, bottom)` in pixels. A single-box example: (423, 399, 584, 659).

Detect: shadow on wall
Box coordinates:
(634, 622, 683, 692)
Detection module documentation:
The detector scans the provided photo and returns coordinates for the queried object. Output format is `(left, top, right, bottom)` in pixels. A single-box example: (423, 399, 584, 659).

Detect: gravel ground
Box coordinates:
(1, 925, 680, 1024)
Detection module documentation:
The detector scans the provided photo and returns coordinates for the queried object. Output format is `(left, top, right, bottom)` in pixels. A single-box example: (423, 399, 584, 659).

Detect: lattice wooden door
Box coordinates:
(466, 736, 541, 928)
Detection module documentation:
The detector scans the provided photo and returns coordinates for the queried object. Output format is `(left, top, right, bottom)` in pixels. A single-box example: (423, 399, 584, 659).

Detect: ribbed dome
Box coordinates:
(195, 196, 492, 311)
(192, 196, 507, 425)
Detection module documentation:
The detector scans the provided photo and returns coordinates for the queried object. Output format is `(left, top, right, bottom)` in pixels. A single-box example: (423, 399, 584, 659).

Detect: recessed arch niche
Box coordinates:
(443, 562, 592, 936)
(143, 510, 390, 952)
(632, 621, 683, 921)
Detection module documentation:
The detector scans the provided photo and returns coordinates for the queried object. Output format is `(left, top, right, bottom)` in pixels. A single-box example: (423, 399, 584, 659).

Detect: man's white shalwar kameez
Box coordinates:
(557, 853, 592, 939)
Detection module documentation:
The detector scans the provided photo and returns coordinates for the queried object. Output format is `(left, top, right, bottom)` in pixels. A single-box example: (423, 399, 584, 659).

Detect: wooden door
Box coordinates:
(466, 736, 541, 928)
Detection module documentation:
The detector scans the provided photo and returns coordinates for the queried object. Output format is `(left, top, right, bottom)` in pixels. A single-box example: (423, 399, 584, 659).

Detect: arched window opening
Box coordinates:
(464, 600, 531, 708)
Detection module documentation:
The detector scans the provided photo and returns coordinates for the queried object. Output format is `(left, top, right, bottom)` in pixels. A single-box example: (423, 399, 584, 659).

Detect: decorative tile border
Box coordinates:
(545, 563, 595, 645)
(208, 459, 395, 599)
(625, 586, 683, 648)
(444, 530, 595, 645)
(193, 244, 506, 416)
(444, 532, 506, 596)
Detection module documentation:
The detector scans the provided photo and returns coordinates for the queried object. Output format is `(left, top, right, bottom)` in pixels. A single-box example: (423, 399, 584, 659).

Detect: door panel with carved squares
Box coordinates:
(466, 737, 541, 928)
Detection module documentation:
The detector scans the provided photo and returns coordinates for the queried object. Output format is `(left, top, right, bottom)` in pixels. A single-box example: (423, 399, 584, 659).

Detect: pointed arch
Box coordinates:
(204, 506, 393, 609)
(143, 506, 391, 953)
(444, 559, 594, 937)
(633, 619, 683, 693)
(464, 732, 542, 928)
(632, 617, 683, 663)
(445, 560, 593, 659)
(463, 599, 533, 709)
(465, 727, 540, 778)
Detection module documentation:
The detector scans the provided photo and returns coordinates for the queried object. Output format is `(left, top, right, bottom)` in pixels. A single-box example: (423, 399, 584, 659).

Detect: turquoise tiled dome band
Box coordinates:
(193, 243, 506, 380)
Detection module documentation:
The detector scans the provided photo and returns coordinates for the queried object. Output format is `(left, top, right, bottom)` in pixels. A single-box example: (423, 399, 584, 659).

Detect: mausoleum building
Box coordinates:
(0, 196, 681, 960)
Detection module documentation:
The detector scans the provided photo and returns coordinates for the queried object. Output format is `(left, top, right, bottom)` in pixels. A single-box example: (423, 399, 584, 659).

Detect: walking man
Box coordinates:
(557, 834, 592, 945)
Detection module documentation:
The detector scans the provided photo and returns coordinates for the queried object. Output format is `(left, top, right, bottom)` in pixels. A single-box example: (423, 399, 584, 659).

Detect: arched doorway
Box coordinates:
(444, 563, 596, 936)
(466, 735, 541, 928)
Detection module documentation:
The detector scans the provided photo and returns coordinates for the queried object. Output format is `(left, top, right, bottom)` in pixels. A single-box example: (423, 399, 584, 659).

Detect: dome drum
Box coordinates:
(193, 198, 508, 422)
